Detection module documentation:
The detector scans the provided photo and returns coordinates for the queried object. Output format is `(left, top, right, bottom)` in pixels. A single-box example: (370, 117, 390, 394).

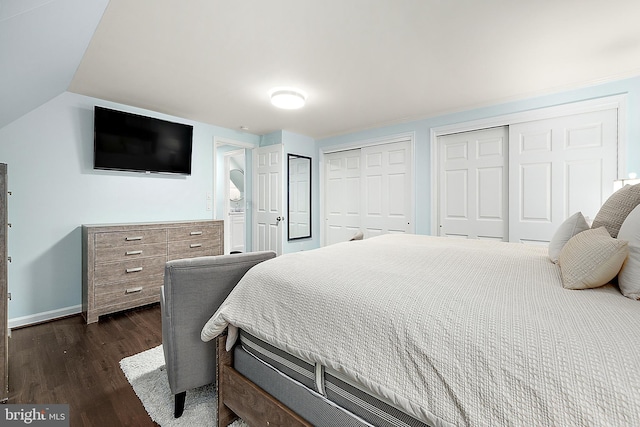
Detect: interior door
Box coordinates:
(361, 141, 413, 237)
(509, 108, 618, 244)
(254, 145, 283, 255)
(438, 127, 508, 240)
(324, 149, 362, 245)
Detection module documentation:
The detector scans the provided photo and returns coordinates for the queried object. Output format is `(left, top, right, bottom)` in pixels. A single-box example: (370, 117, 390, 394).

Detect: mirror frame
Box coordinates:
(287, 153, 312, 241)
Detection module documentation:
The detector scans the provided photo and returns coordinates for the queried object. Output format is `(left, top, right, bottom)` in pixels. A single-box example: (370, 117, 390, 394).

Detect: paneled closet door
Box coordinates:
(323, 140, 414, 245)
(324, 149, 361, 246)
(360, 141, 413, 237)
(438, 127, 508, 240)
(509, 108, 618, 244)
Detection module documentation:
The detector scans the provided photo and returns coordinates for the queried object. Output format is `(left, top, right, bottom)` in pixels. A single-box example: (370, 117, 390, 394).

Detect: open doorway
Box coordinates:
(225, 149, 245, 253)
(213, 137, 253, 254)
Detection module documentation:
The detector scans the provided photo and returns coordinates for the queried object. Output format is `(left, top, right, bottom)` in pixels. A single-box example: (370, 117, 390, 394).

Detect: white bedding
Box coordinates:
(202, 234, 640, 427)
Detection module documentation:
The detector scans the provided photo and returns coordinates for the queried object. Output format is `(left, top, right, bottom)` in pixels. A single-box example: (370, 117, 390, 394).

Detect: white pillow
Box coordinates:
(548, 212, 590, 263)
(617, 204, 640, 299)
(558, 227, 628, 290)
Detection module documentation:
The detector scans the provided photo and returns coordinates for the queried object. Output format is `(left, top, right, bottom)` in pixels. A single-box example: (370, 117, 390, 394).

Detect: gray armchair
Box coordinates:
(160, 251, 276, 418)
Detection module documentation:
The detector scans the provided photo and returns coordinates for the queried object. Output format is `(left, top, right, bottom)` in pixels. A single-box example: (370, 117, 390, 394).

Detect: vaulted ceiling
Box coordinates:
(0, 0, 108, 128)
(3, 0, 640, 138)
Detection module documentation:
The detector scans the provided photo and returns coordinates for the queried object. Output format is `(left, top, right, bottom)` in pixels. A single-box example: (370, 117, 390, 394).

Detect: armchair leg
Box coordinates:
(174, 391, 186, 418)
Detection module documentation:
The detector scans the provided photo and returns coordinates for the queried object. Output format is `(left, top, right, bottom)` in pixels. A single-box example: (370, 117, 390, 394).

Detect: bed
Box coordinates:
(200, 227, 640, 427)
(203, 179, 640, 427)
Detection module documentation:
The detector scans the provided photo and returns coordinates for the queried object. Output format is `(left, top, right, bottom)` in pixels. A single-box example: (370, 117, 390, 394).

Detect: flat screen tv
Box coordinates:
(94, 106, 193, 175)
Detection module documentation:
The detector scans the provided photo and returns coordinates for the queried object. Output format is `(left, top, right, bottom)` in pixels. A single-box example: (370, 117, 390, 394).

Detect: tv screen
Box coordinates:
(94, 106, 193, 175)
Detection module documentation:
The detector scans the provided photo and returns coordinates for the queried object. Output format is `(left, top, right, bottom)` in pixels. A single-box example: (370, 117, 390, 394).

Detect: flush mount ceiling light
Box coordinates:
(269, 87, 307, 109)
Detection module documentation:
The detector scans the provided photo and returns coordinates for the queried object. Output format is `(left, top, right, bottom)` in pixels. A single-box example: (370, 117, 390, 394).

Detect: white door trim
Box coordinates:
(322, 132, 416, 154)
(430, 94, 628, 236)
(320, 132, 416, 246)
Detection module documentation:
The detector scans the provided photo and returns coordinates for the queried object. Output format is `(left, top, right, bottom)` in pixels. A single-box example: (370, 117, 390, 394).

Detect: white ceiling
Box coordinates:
(5, 0, 640, 139)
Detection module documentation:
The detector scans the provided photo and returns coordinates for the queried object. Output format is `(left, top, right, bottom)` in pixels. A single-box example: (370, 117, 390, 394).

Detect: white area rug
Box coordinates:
(120, 345, 248, 427)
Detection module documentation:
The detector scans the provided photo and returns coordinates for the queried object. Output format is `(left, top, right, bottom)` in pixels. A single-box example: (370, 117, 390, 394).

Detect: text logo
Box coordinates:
(1, 405, 69, 427)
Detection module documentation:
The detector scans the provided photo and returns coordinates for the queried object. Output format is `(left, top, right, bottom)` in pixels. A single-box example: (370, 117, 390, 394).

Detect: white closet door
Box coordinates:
(324, 149, 361, 245)
(438, 127, 508, 240)
(509, 109, 618, 244)
(254, 144, 283, 254)
(361, 141, 413, 237)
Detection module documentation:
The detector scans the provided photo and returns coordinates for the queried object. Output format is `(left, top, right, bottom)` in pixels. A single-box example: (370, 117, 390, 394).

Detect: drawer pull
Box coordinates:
(190, 243, 202, 248)
(125, 236, 143, 241)
(125, 250, 143, 256)
(125, 287, 143, 294)
(126, 267, 143, 273)
(190, 231, 203, 236)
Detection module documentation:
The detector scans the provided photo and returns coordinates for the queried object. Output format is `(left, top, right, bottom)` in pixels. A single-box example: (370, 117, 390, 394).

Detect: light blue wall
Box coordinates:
(0, 0, 109, 129)
(259, 131, 283, 147)
(317, 76, 640, 236)
(0, 91, 259, 325)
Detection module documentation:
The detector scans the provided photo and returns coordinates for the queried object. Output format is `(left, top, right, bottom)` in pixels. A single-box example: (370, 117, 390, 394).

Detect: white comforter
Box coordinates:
(202, 234, 640, 427)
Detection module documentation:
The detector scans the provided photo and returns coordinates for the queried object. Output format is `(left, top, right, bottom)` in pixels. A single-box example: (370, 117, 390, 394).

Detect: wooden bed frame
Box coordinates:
(216, 334, 312, 427)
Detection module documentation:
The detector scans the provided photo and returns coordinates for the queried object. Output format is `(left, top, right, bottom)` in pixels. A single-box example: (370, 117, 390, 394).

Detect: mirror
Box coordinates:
(288, 154, 311, 240)
(229, 169, 244, 202)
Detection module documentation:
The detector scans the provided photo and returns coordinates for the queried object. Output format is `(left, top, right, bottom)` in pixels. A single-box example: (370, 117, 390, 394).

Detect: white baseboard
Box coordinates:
(8, 305, 82, 329)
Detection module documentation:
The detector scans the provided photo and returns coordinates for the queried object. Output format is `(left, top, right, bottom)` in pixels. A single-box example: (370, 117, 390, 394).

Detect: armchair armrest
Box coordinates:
(161, 251, 276, 401)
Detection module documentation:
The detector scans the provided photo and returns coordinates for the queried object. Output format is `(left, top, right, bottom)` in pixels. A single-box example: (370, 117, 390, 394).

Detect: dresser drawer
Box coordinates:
(94, 256, 166, 286)
(95, 229, 166, 249)
(95, 242, 167, 263)
(167, 240, 220, 260)
(94, 278, 163, 310)
(167, 224, 220, 242)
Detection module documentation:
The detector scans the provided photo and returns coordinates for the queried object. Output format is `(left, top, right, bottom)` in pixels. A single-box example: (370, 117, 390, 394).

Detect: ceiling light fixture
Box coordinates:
(269, 87, 307, 109)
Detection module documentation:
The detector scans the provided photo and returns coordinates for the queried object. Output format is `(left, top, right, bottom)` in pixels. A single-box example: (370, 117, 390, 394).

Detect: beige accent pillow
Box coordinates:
(617, 205, 640, 299)
(591, 183, 640, 238)
(349, 230, 364, 241)
(558, 227, 629, 290)
(548, 212, 589, 263)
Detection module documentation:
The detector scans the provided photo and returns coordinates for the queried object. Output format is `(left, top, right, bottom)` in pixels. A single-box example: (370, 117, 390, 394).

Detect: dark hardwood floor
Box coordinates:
(8, 304, 163, 426)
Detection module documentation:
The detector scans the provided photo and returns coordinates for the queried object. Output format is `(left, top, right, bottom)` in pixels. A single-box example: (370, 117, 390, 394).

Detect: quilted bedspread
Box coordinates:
(202, 234, 640, 427)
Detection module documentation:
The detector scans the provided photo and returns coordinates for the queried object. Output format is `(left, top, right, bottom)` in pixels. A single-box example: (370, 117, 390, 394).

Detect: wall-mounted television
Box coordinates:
(94, 106, 193, 175)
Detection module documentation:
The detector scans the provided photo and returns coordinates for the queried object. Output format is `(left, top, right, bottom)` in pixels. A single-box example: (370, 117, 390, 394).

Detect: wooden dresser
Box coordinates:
(82, 220, 223, 324)
(0, 164, 8, 401)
